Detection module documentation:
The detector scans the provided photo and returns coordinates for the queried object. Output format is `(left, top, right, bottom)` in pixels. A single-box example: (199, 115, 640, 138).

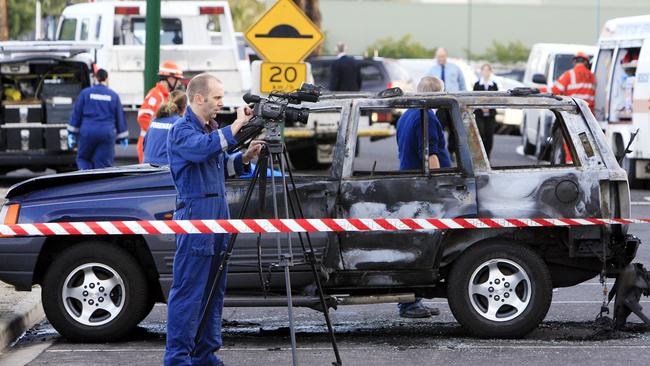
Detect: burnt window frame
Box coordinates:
(346, 97, 472, 179)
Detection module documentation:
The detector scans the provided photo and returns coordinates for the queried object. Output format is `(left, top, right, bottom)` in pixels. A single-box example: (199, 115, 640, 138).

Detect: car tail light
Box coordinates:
(386, 82, 393, 89)
(200, 6, 224, 15)
(115, 6, 140, 15)
(371, 112, 393, 123)
(0, 203, 20, 225)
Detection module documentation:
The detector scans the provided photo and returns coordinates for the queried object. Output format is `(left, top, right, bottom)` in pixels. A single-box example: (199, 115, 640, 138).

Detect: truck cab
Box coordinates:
(55, 1, 247, 139)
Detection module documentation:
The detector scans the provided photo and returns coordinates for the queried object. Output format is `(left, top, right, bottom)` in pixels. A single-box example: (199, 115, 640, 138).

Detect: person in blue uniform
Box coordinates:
(143, 90, 187, 166)
(164, 73, 262, 366)
(67, 69, 128, 170)
(395, 76, 451, 318)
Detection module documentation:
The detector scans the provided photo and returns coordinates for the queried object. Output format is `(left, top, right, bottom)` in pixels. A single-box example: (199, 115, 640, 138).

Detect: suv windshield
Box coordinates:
(553, 54, 576, 81)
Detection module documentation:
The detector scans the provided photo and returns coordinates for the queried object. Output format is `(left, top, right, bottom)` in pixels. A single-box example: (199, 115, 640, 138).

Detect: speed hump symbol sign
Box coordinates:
(245, 0, 324, 63)
(260, 63, 307, 93)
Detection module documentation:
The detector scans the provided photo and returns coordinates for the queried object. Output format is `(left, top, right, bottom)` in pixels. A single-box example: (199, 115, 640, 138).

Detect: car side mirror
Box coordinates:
(532, 73, 547, 85)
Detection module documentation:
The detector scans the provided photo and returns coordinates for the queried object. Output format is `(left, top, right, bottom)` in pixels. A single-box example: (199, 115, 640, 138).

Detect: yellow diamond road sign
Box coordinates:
(245, 0, 324, 63)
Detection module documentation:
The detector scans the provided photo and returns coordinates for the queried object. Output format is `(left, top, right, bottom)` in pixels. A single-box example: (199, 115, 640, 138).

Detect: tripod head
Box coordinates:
(228, 83, 322, 153)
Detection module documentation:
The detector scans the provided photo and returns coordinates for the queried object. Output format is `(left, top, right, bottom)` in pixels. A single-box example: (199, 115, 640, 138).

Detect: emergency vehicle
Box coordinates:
(55, 1, 248, 139)
(593, 15, 650, 187)
(521, 43, 596, 156)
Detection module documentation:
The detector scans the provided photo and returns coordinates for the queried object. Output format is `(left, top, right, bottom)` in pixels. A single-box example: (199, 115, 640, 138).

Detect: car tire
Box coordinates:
(42, 241, 150, 342)
(522, 117, 535, 155)
(447, 243, 552, 338)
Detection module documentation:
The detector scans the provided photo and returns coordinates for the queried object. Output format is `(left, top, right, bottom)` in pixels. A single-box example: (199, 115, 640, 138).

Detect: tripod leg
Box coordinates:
(283, 148, 343, 366)
(190, 157, 265, 357)
(271, 151, 299, 366)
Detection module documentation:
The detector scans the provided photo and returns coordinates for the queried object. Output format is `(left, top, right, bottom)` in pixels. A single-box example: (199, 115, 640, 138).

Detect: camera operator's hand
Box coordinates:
(231, 106, 253, 135)
(243, 140, 264, 164)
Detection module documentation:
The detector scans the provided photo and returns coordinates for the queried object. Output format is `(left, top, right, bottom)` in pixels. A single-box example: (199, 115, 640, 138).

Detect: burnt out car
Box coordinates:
(0, 90, 638, 341)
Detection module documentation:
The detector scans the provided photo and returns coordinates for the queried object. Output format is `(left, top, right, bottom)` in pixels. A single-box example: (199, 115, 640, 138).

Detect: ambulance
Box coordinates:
(594, 15, 650, 187)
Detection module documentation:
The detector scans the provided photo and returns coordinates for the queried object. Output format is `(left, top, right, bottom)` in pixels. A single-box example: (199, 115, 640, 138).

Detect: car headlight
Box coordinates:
(0, 203, 20, 225)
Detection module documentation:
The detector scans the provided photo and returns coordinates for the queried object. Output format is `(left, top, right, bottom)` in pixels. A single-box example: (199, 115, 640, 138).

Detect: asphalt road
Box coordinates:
(3, 135, 650, 366)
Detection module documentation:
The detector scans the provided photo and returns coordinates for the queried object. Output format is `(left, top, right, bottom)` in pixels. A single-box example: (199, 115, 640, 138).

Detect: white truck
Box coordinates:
(593, 15, 650, 188)
(55, 0, 249, 140)
(521, 43, 596, 156)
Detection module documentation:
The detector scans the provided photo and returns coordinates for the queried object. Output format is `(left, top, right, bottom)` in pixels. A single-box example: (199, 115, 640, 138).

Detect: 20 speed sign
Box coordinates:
(260, 62, 307, 93)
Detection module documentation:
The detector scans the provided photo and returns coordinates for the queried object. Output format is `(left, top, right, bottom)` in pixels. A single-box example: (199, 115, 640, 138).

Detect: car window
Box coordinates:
(361, 64, 383, 83)
(80, 18, 90, 41)
(58, 18, 76, 41)
(130, 18, 183, 45)
(477, 107, 577, 169)
(593, 49, 614, 122)
(310, 61, 330, 89)
(352, 105, 459, 177)
(553, 54, 575, 81)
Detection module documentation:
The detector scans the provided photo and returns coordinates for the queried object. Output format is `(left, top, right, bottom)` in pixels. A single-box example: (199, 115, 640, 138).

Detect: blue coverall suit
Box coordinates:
(164, 106, 244, 366)
(67, 84, 128, 170)
(143, 114, 179, 166)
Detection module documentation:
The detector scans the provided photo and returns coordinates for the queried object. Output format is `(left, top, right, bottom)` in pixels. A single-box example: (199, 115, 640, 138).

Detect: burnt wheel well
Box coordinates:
(440, 228, 599, 288)
(33, 235, 164, 303)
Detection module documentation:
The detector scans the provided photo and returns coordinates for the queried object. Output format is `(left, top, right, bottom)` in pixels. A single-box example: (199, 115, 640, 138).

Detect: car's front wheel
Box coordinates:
(447, 243, 552, 338)
(42, 241, 149, 341)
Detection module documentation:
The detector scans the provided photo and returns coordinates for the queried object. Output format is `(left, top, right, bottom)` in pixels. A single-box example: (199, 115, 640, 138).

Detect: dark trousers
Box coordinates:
(475, 113, 496, 158)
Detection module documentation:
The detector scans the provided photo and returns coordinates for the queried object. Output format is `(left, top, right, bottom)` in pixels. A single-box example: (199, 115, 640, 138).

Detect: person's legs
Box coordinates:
(164, 246, 216, 366)
(191, 237, 228, 366)
(91, 132, 116, 169)
(484, 116, 495, 158)
(398, 298, 440, 318)
(76, 129, 96, 170)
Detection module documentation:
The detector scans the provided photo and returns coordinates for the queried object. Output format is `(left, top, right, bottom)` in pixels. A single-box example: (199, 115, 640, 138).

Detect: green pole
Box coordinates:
(144, 0, 161, 96)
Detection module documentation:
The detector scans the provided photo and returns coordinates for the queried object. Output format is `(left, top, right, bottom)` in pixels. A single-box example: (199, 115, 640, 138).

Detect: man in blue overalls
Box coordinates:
(164, 73, 262, 366)
(67, 69, 128, 170)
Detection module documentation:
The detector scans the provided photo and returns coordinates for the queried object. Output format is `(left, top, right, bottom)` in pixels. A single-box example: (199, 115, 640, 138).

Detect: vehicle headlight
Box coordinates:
(0, 203, 20, 224)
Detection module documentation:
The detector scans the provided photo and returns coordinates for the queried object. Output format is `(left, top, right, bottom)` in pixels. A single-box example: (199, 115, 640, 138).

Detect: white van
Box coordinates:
(521, 43, 596, 155)
(55, 1, 247, 138)
(593, 15, 650, 187)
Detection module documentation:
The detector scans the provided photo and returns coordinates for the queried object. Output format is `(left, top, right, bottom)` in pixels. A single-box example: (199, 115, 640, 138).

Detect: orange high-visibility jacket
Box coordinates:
(551, 63, 596, 112)
(137, 82, 169, 163)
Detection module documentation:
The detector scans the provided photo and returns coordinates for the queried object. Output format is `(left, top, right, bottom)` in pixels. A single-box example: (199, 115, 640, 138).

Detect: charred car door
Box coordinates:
(335, 98, 477, 287)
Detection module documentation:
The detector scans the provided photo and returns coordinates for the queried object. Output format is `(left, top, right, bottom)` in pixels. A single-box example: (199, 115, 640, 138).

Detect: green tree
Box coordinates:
(365, 35, 436, 59)
(229, 0, 266, 32)
(474, 40, 530, 64)
(8, 0, 69, 39)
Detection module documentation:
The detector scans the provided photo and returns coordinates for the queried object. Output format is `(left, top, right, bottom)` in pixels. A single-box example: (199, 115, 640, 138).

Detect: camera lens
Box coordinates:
(284, 106, 310, 126)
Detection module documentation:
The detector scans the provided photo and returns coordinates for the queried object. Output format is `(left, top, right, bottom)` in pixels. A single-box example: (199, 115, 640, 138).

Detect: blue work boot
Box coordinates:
(398, 298, 440, 318)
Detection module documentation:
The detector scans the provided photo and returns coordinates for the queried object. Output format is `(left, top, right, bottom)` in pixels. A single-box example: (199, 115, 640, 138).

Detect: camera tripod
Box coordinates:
(190, 137, 343, 366)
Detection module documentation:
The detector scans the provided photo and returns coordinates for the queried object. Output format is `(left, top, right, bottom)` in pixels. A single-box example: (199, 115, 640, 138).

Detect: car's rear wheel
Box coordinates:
(42, 241, 149, 341)
(447, 243, 552, 338)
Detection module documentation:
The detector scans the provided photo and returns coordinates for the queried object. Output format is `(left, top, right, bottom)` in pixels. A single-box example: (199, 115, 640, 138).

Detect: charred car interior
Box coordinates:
(0, 90, 640, 341)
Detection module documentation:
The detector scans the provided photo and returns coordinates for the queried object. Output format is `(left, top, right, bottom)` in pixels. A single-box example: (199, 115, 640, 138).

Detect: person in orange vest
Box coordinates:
(137, 61, 184, 163)
(551, 52, 596, 113)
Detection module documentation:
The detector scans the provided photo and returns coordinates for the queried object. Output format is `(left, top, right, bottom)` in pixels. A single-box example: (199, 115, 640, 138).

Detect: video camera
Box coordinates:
(230, 83, 322, 152)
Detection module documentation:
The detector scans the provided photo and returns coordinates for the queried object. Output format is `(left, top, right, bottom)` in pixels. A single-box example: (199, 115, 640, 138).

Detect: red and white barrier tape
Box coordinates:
(1, 217, 649, 237)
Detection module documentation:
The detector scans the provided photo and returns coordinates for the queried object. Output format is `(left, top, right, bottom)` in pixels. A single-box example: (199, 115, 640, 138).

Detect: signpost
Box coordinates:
(245, 0, 324, 93)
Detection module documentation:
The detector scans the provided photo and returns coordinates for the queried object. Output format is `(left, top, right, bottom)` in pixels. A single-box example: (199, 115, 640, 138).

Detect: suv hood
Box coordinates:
(5, 165, 169, 200)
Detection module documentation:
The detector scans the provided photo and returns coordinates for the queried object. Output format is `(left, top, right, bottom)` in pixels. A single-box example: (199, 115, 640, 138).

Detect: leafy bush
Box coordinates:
(474, 40, 530, 64)
(365, 35, 436, 59)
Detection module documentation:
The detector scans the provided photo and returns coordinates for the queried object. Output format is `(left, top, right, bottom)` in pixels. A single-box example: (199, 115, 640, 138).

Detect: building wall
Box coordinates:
(319, 0, 650, 58)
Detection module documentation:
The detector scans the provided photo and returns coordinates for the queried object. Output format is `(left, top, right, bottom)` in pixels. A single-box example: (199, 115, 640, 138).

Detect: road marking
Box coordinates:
(632, 201, 650, 206)
(0, 341, 52, 366)
(45, 344, 650, 353)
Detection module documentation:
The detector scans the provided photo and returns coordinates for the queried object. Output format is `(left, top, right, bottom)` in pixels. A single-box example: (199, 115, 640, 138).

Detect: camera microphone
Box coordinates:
(243, 93, 262, 104)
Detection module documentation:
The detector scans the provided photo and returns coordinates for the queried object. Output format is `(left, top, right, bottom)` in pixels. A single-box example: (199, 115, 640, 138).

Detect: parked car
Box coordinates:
(0, 90, 637, 342)
(520, 43, 596, 156)
(309, 56, 414, 93)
